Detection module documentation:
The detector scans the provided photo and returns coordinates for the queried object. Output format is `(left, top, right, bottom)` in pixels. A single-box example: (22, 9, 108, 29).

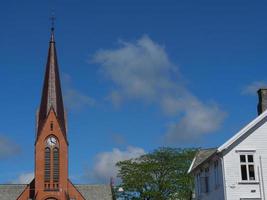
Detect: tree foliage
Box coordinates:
(116, 147, 197, 200)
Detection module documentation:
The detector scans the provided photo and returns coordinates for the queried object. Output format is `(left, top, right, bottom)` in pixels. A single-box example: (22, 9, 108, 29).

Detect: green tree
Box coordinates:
(116, 147, 197, 200)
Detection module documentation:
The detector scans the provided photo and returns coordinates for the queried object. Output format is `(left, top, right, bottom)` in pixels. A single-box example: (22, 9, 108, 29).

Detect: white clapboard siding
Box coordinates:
(222, 118, 267, 200)
(192, 113, 267, 200)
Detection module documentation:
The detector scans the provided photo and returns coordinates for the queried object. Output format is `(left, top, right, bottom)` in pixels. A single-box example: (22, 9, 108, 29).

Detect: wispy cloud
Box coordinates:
(0, 135, 20, 160)
(84, 146, 145, 183)
(64, 88, 95, 110)
(93, 35, 226, 143)
(242, 81, 267, 95)
(165, 101, 225, 143)
(12, 172, 34, 184)
(62, 73, 95, 111)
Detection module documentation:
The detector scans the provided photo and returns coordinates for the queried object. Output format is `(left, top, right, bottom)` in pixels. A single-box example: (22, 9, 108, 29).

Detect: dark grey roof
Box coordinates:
(0, 184, 113, 200)
(38, 28, 66, 139)
(0, 184, 27, 200)
(75, 184, 113, 200)
(189, 148, 217, 173)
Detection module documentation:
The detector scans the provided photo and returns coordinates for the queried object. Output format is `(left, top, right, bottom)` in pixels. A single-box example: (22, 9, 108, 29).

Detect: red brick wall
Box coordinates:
(18, 110, 84, 200)
(34, 109, 68, 199)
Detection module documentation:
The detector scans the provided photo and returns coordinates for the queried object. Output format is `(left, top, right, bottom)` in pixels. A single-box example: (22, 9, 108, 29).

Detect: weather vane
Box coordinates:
(50, 10, 56, 31)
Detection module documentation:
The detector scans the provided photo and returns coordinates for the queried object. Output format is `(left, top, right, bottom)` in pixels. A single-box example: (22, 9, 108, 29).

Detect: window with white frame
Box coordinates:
(240, 154, 255, 181)
(214, 160, 220, 188)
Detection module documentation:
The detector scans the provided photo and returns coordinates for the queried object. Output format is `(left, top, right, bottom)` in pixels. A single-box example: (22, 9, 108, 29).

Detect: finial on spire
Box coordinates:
(50, 10, 56, 31)
(38, 13, 67, 138)
(49, 11, 56, 42)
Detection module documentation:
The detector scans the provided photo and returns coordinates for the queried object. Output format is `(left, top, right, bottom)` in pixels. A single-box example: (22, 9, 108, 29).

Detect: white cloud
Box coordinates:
(12, 172, 34, 184)
(64, 88, 95, 110)
(165, 99, 225, 143)
(108, 90, 123, 108)
(88, 146, 145, 183)
(93, 35, 176, 103)
(62, 74, 95, 111)
(242, 81, 267, 95)
(93, 35, 226, 143)
(0, 135, 20, 159)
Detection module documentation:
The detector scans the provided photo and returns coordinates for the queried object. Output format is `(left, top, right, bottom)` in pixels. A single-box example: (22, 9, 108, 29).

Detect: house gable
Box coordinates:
(219, 111, 267, 199)
(189, 110, 267, 175)
(218, 110, 267, 153)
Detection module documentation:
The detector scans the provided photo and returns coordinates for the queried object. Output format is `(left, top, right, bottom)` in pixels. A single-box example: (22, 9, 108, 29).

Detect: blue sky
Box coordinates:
(0, 0, 267, 184)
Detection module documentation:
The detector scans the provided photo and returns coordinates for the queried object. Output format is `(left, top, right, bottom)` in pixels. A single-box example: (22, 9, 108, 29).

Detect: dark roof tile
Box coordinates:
(0, 184, 27, 200)
(0, 184, 113, 200)
(190, 148, 217, 172)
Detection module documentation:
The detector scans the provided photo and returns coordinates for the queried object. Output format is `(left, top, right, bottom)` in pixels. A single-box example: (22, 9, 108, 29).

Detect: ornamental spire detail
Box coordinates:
(37, 27, 66, 138)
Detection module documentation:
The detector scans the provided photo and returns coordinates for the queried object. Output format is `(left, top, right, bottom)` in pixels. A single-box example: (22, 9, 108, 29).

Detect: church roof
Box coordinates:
(38, 28, 66, 139)
(0, 184, 27, 200)
(0, 184, 113, 200)
(75, 184, 113, 200)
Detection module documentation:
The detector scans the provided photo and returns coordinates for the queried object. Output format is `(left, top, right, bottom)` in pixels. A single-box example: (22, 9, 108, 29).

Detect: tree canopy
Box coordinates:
(116, 147, 197, 200)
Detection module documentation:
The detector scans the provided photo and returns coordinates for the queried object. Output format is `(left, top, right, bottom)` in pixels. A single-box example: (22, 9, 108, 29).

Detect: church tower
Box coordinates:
(18, 26, 85, 200)
(34, 25, 69, 199)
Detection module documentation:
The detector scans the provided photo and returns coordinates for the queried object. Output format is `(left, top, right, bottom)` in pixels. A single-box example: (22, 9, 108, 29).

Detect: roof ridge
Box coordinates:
(0, 184, 27, 185)
(218, 109, 267, 152)
(75, 184, 110, 186)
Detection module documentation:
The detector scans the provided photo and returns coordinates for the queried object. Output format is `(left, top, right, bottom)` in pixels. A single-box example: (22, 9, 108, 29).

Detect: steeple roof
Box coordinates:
(37, 28, 66, 138)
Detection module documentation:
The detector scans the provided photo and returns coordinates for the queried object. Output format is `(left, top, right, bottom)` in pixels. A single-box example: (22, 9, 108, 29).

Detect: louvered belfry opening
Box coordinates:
(44, 145, 60, 191)
(44, 148, 51, 183)
(53, 147, 59, 187)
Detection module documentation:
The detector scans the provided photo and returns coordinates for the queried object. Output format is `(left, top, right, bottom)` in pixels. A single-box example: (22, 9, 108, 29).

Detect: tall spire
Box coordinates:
(37, 25, 66, 137)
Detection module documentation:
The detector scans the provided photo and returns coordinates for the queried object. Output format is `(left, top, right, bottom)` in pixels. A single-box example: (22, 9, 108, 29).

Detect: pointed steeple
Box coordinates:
(37, 27, 66, 138)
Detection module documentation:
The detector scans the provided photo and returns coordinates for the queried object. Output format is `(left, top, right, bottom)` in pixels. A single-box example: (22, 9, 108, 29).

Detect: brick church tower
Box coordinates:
(17, 27, 85, 200)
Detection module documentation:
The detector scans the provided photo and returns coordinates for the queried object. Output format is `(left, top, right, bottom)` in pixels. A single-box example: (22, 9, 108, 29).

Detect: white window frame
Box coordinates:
(239, 153, 256, 182)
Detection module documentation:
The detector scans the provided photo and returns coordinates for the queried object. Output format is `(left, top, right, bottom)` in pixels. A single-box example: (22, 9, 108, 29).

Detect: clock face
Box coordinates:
(46, 136, 57, 147)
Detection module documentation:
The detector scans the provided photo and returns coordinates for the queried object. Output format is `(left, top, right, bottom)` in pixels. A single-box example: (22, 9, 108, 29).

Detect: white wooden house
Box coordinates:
(188, 89, 267, 200)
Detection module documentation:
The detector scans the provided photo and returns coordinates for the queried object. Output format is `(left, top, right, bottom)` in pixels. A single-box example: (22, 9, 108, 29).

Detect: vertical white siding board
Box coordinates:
(192, 116, 267, 200)
(223, 119, 267, 200)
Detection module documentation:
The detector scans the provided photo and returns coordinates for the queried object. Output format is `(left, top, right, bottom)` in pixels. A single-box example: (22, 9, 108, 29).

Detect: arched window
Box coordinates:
(44, 148, 51, 182)
(53, 148, 59, 182)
